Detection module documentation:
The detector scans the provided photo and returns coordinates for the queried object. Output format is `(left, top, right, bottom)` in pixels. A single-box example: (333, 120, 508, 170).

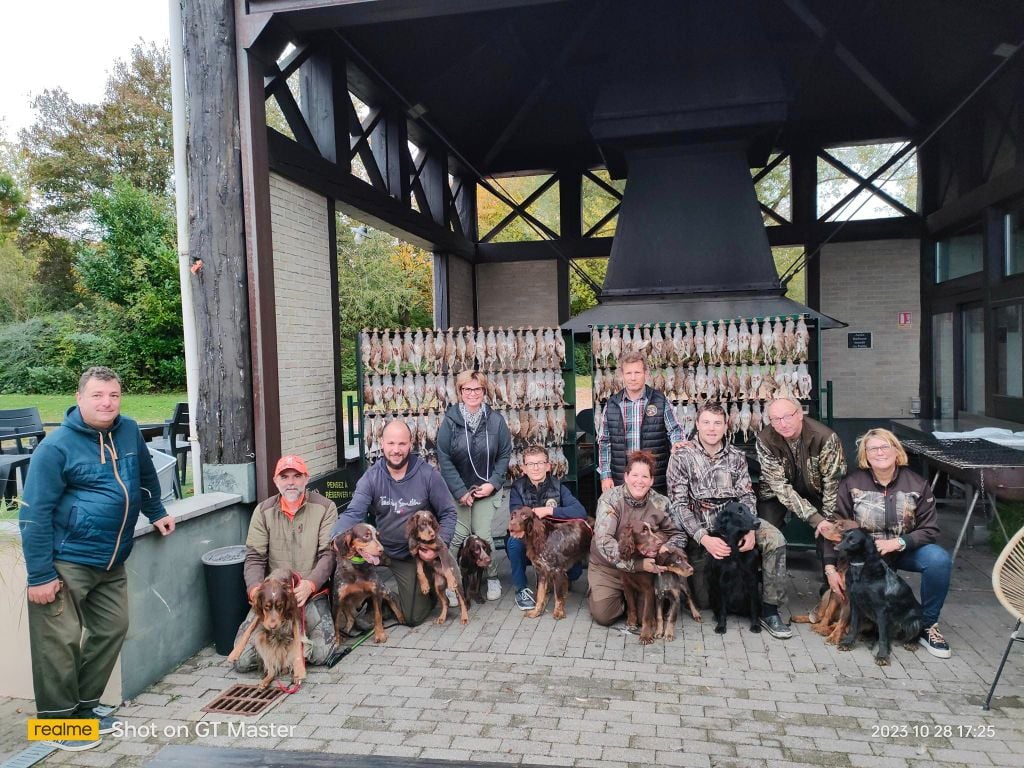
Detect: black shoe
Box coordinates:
(759, 615, 793, 639)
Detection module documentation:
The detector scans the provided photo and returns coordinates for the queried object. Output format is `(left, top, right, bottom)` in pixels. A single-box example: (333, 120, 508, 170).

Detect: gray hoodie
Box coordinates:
(332, 455, 457, 559)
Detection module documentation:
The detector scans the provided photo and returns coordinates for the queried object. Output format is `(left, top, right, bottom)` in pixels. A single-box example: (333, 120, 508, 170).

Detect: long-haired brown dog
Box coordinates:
(332, 523, 406, 644)
(617, 521, 665, 644)
(227, 569, 306, 690)
(508, 506, 592, 620)
(459, 535, 493, 604)
(406, 509, 469, 624)
(654, 544, 701, 640)
(791, 519, 865, 644)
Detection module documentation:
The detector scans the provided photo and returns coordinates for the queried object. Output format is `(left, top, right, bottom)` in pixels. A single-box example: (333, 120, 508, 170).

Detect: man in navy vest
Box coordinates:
(598, 351, 684, 496)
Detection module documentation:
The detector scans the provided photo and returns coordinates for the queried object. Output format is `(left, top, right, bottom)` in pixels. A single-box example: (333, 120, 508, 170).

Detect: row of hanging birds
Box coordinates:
(362, 410, 570, 473)
(594, 400, 775, 445)
(362, 370, 567, 413)
(593, 361, 814, 404)
(591, 316, 811, 368)
(360, 326, 567, 374)
(365, 446, 571, 480)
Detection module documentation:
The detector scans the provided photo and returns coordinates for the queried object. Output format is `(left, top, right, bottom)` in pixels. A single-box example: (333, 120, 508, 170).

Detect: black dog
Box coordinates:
(706, 501, 762, 635)
(835, 527, 923, 666)
(459, 535, 493, 604)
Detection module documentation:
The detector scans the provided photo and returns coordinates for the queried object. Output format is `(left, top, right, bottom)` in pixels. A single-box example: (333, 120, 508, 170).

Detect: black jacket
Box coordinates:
(603, 386, 671, 491)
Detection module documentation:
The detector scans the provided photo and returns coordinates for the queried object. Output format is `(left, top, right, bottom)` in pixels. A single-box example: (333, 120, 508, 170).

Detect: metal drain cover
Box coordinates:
(0, 743, 57, 768)
(202, 684, 284, 716)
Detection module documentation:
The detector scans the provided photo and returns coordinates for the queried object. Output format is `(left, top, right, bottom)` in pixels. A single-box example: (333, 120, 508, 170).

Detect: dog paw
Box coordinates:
(903, 642, 919, 651)
(654, 630, 664, 639)
(837, 643, 852, 652)
(692, 612, 703, 623)
(435, 616, 446, 625)
(226, 651, 240, 664)
(639, 633, 654, 645)
(714, 625, 726, 634)
(525, 608, 542, 619)
(749, 624, 761, 633)
(665, 631, 676, 642)
(374, 631, 388, 644)
(460, 615, 469, 625)
(874, 657, 890, 667)
(552, 609, 565, 620)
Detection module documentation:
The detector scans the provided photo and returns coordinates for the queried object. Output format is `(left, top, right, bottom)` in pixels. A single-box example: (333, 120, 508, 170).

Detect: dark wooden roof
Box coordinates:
(252, 0, 1024, 174)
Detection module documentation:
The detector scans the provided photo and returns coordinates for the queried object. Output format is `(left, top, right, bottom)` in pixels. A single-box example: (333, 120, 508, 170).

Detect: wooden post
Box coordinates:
(182, 0, 257, 499)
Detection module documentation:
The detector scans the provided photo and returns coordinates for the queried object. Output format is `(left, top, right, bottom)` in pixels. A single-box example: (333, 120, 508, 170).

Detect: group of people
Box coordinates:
(18, 360, 955, 751)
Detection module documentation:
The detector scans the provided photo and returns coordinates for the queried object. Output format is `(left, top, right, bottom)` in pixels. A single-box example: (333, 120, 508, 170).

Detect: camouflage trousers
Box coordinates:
(233, 592, 337, 672)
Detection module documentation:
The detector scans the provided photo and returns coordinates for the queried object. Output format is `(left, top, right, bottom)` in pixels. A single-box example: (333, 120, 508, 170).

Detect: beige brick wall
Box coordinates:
(269, 173, 337, 475)
(820, 239, 921, 418)
(447, 255, 475, 327)
(477, 261, 559, 327)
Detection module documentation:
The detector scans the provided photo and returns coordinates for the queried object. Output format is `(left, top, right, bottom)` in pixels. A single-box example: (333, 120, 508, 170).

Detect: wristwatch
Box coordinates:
(896, 537, 907, 552)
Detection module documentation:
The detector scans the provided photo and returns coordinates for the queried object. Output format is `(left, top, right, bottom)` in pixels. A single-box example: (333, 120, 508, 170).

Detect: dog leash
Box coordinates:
(275, 572, 328, 695)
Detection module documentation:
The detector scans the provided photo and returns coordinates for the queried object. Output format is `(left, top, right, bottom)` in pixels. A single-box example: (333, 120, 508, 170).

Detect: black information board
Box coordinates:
(847, 332, 872, 349)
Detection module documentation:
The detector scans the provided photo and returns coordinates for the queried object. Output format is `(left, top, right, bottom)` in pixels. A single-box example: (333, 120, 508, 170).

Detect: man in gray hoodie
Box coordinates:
(332, 420, 457, 625)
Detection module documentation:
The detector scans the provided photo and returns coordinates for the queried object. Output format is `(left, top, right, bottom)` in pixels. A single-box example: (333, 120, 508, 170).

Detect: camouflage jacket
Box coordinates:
(755, 417, 846, 528)
(667, 440, 757, 543)
(590, 486, 686, 572)
(824, 467, 939, 565)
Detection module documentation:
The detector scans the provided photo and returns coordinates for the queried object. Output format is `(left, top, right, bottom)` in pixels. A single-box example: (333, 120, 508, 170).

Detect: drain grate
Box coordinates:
(202, 684, 284, 716)
(0, 743, 56, 768)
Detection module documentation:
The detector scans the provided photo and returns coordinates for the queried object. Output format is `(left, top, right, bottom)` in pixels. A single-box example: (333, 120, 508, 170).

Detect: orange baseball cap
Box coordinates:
(274, 455, 309, 477)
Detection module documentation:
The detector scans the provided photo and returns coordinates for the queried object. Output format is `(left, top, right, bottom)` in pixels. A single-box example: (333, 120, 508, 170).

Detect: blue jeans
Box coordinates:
(507, 536, 582, 591)
(893, 543, 952, 628)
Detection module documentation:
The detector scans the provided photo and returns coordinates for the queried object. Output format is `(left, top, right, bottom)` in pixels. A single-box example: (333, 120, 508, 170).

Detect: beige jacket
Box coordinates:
(243, 491, 338, 591)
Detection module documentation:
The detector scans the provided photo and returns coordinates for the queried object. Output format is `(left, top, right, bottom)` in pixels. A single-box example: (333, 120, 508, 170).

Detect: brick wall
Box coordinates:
(820, 239, 921, 418)
(476, 261, 559, 327)
(269, 173, 337, 475)
(448, 255, 475, 327)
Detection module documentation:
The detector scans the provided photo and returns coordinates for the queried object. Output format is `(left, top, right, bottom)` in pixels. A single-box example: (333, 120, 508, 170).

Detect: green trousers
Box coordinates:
(388, 556, 437, 626)
(27, 561, 129, 718)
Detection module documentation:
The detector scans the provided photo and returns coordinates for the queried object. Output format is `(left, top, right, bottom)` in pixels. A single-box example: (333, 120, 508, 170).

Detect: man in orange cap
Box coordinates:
(232, 455, 339, 672)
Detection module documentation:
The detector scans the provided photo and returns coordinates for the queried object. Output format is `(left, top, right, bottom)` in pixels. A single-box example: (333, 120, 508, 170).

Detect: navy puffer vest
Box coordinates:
(604, 386, 671, 492)
(512, 475, 562, 508)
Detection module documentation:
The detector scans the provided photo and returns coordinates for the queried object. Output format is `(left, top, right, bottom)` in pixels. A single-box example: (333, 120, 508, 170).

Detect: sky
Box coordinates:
(0, 1, 171, 138)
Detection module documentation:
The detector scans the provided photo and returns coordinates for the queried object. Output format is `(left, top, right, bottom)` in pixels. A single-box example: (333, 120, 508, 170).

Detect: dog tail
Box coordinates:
(895, 616, 923, 642)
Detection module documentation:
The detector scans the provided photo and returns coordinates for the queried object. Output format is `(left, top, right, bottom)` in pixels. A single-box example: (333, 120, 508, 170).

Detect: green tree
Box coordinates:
(76, 178, 183, 389)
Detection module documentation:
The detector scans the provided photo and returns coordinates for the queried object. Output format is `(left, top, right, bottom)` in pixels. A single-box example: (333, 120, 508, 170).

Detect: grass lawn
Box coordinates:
(0, 393, 187, 425)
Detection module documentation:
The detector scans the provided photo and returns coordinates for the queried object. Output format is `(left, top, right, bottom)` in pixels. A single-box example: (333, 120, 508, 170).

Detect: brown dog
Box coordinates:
(227, 569, 306, 690)
(332, 523, 405, 643)
(406, 509, 469, 624)
(617, 521, 665, 644)
(655, 544, 702, 640)
(792, 519, 864, 643)
(459, 535, 493, 604)
(508, 507, 592, 620)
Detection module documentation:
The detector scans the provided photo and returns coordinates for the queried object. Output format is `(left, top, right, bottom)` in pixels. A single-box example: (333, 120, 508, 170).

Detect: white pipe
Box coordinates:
(169, 0, 203, 494)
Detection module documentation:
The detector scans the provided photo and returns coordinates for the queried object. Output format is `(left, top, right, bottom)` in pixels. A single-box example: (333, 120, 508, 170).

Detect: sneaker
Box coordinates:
(760, 614, 793, 639)
(919, 624, 952, 658)
(445, 588, 459, 607)
(41, 738, 102, 752)
(515, 588, 536, 610)
(79, 709, 120, 735)
(486, 579, 502, 601)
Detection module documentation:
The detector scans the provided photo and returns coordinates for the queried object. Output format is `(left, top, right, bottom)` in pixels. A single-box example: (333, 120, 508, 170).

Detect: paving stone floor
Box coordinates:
(2, 508, 1022, 768)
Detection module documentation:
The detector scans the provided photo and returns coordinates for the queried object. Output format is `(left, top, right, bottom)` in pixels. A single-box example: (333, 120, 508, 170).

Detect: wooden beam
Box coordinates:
(477, 237, 613, 263)
(268, 129, 476, 258)
(926, 163, 1024, 234)
(246, 0, 568, 28)
(183, 0, 257, 479)
(299, 51, 348, 165)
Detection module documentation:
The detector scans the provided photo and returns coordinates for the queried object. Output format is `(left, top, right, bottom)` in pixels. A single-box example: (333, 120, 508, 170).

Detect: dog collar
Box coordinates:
(350, 555, 366, 564)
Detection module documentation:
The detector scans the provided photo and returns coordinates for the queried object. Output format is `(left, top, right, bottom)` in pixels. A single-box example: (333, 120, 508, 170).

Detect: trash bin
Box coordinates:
(201, 545, 249, 655)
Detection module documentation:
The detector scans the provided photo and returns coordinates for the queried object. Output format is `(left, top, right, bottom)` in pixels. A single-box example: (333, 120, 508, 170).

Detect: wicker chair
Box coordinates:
(984, 526, 1024, 710)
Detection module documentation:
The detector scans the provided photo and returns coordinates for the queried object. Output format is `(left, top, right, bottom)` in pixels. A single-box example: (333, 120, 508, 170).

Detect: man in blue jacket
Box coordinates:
(507, 445, 587, 610)
(332, 419, 457, 625)
(19, 367, 175, 751)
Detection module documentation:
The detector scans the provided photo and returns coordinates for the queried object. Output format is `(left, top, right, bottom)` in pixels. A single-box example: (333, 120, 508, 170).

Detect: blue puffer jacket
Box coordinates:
(19, 406, 167, 586)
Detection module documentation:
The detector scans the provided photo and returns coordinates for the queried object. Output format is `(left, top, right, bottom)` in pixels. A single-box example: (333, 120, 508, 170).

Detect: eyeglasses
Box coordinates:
(768, 408, 802, 426)
(524, 461, 549, 469)
(866, 444, 894, 454)
(461, 386, 484, 394)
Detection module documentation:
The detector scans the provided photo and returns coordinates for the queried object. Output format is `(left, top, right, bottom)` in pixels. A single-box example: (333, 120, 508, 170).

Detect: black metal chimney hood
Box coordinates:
(563, 0, 843, 332)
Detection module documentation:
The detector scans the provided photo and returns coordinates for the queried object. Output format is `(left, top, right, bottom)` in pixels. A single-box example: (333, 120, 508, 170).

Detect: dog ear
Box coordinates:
(482, 538, 492, 555)
(618, 523, 637, 560)
(335, 530, 356, 558)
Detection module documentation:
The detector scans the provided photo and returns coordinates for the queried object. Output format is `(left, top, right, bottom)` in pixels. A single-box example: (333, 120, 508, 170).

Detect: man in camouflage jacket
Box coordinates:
(755, 397, 847, 536)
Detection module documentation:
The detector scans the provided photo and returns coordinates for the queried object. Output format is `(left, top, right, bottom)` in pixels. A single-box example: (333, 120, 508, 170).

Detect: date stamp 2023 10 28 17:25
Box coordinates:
(872, 724, 996, 739)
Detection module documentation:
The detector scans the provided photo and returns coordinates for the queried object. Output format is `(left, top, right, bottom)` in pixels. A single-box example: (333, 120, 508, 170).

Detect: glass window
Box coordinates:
(1006, 207, 1024, 276)
(932, 312, 954, 419)
(935, 222, 983, 283)
(995, 304, 1024, 397)
(963, 306, 985, 414)
(816, 141, 917, 221)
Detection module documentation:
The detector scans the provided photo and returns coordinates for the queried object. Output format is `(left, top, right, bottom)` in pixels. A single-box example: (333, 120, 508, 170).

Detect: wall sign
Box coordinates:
(898, 311, 913, 326)
(848, 332, 872, 349)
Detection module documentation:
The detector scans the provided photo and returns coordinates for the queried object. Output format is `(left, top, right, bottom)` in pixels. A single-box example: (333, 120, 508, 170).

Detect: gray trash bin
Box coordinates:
(201, 545, 249, 655)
